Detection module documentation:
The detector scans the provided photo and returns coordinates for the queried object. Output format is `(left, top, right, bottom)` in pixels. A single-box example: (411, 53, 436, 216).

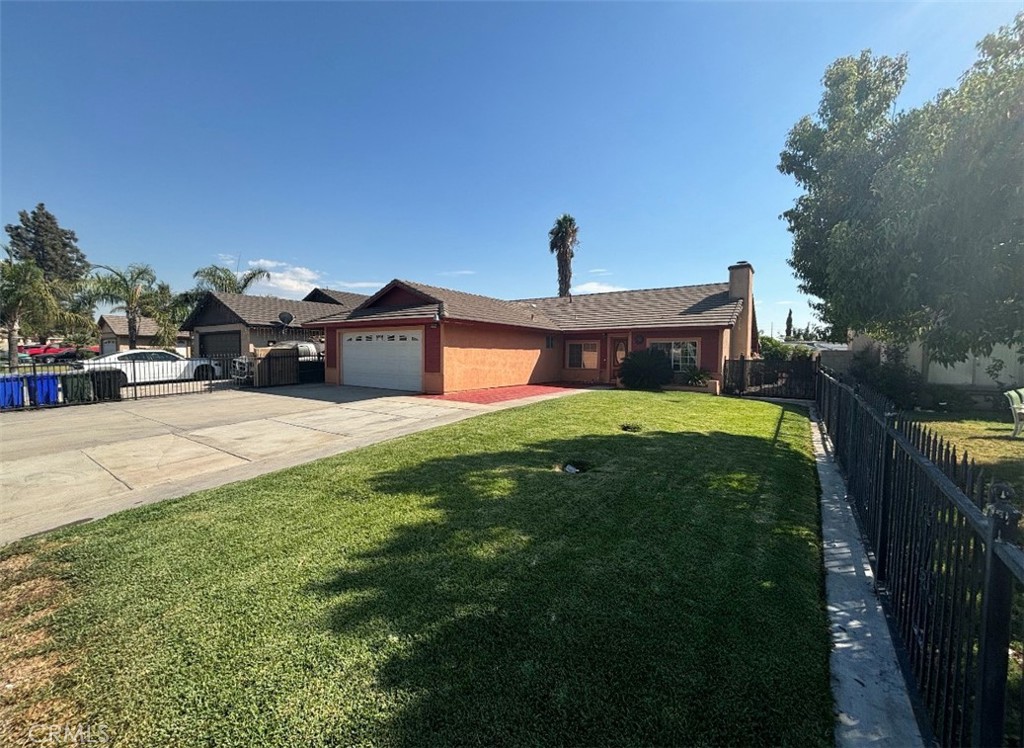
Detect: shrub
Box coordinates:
(850, 347, 922, 409)
(676, 366, 711, 387)
(619, 348, 673, 391)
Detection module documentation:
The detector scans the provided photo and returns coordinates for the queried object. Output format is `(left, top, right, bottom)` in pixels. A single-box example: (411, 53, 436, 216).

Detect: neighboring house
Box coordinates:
(98, 315, 191, 356)
(308, 261, 759, 395)
(179, 289, 367, 358)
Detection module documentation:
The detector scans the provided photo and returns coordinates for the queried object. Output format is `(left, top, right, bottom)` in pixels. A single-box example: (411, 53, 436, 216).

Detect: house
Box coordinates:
(307, 261, 758, 395)
(98, 315, 191, 356)
(179, 289, 367, 358)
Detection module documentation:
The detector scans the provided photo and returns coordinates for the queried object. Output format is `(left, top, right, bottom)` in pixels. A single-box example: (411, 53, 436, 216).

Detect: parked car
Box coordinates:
(71, 349, 223, 386)
(231, 340, 323, 382)
(35, 346, 101, 364)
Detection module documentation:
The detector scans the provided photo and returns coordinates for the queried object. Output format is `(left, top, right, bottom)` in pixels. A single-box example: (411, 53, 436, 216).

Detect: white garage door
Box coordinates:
(342, 330, 423, 391)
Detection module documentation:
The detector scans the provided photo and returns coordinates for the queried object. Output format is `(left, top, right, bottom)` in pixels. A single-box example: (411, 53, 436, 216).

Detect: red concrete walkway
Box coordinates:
(421, 384, 587, 405)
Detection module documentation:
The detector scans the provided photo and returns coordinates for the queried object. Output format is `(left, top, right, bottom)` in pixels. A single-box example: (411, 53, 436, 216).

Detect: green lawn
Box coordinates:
(910, 411, 1024, 496)
(1, 392, 833, 747)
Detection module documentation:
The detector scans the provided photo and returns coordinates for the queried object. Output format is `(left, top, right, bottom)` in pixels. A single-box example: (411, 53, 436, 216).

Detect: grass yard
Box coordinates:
(1, 391, 833, 747)
(910, 411, 1024, 496)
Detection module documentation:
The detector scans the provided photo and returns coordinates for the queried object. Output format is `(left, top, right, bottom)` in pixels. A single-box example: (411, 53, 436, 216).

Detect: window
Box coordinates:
(648, 340, 698, 371)
(566, 341, 599, 369)
(545, 335, 556, 350)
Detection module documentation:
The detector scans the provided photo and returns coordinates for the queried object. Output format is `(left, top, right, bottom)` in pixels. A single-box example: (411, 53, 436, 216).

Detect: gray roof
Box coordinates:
(302, 287, 370, 307)
(517, 283, 743, 331)
(310, 279, 744, 332)
(99, 315, 190, 339)
(180, 292, 350, 331)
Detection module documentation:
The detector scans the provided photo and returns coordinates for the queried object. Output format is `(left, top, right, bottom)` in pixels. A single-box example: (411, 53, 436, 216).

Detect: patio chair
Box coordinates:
(1005, 388, 1024, 438)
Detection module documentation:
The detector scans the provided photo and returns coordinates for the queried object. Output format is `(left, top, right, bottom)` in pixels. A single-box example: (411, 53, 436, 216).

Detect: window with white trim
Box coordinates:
(648, 340, 698, 371)
(566, 341, 599, 369)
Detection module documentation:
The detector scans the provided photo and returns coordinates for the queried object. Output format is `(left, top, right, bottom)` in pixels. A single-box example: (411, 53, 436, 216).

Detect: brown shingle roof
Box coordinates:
(180, 292, 348, 330)
(517, 283, 742, 331)
(99, 315, 190, 339)
(309, 280, 744, 332)
(302, 287, 370, 307)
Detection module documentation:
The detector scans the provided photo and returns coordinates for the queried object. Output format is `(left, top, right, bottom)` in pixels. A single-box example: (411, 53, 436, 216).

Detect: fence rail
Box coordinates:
(816, 367, 1023, 746)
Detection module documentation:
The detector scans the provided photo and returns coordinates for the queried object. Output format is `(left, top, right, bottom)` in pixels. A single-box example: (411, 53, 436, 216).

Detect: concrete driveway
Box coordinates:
(0, 384, 582, 545)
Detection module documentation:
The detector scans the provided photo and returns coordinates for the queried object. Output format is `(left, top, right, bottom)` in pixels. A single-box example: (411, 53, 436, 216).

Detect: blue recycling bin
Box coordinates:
(27, 373, 60, 406)
(0, 374, 26, 409)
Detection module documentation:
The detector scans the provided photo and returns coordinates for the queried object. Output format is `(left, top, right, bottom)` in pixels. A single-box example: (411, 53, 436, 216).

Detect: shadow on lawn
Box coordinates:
(306, 411, 833, 746)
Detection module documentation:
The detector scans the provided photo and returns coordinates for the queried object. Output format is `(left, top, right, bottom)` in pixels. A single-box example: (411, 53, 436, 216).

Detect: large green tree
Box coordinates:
(1, 251, 88, 368)
(90, 264, 165, 350)
(779, 14, 1024, 363)
(4, 203, 89, 284)
(192, 264, 270, 294)
(548, 214, 579, 298)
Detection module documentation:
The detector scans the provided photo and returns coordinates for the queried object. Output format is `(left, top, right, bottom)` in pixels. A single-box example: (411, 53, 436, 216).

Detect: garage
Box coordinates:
(199, 331, 242, 358)
(343, 330, 422, 391)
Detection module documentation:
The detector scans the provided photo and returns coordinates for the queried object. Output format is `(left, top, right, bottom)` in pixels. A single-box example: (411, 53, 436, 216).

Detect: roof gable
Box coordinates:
(180, 292, 348, 331)
(301, 287, 369, 307)
(98, 314, 186, 339)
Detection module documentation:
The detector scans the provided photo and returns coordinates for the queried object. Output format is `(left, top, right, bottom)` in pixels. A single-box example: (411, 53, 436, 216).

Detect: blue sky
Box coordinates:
(2, 1, 1017, 336)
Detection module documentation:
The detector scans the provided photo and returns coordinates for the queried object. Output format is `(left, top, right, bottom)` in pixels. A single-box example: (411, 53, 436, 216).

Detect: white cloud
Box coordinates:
(216, 253, 238, 265)
(327, 280, 386, 289)
(249, 258, 287, 269)
(245, 261, 324, 298)
(589, 268, 611, 276)
(572, 281, 628, 294)
(438, 270, 476, 276)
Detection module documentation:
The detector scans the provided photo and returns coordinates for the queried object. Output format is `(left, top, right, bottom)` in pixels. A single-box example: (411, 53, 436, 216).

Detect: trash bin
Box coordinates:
(90, 369, 124, 402)
(27, 373, 60, 406)
(0, 374, 25, 409)
(61, 372, 95, 404)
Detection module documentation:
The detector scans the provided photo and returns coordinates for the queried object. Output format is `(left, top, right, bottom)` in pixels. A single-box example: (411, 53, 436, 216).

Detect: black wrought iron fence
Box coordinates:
(723, 356, 817, 399)
(229, 349, 324, 388)
(817, 367, 1023, 746)
(0, 353, 231, 410)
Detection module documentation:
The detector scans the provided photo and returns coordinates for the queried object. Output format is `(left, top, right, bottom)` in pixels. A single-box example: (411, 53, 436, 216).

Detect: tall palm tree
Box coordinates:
(1, 249, 87, 368)
(192, 264, 270, 294)
(548, 214, 579, 298)
(90, 264, 161, 349)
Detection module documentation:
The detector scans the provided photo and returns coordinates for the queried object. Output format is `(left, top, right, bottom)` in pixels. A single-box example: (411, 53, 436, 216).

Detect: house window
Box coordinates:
(566, 341, 599, 369)
(648, 340, 698, 371)
(545, 335, 555, 350)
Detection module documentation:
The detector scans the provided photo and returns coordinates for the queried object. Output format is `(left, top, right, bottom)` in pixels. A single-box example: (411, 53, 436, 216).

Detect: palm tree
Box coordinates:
(90, 264, 162, 349)
(548, 214, 579, 298)
(192, 264, 270, 294)
(1, 249, 87, 368)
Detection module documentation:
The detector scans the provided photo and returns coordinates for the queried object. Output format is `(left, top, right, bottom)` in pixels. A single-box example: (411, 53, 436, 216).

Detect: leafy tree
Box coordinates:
(779, 14, 1024, 363)
(548, 214, 579, 298)
(90, 264, 165, 349)
(192, 264, 270, 294)
(785, 309, 793, 339)
(0, 251, 88, 368)
(4, 203, 89, 284)
(778, 51, 908, 337)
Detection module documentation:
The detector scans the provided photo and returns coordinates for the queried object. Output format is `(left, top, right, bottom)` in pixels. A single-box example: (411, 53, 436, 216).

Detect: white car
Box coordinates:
(72, 349, 223, 386)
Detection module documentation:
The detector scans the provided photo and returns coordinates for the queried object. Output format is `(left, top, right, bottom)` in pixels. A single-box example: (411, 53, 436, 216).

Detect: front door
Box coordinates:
(610, 337, 629, 383)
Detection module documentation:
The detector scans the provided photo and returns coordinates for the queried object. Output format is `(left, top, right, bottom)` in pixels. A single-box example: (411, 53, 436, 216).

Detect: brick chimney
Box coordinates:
(728, 261, 754, 359)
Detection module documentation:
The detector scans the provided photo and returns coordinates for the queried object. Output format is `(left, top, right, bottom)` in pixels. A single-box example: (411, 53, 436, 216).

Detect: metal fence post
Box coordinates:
(874, 416, 896, 584)
(973, 486, 1021, 747)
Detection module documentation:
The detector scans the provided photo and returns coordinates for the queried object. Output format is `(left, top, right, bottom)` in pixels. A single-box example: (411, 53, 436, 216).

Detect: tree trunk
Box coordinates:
(128, 313, 138, 349)
(7, 319, 20, 370)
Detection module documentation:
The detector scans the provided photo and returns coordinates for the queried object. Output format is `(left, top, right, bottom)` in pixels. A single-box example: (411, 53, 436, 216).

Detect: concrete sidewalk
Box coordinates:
(810, 407, 925, 747)
(1, 384, 586, 545)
